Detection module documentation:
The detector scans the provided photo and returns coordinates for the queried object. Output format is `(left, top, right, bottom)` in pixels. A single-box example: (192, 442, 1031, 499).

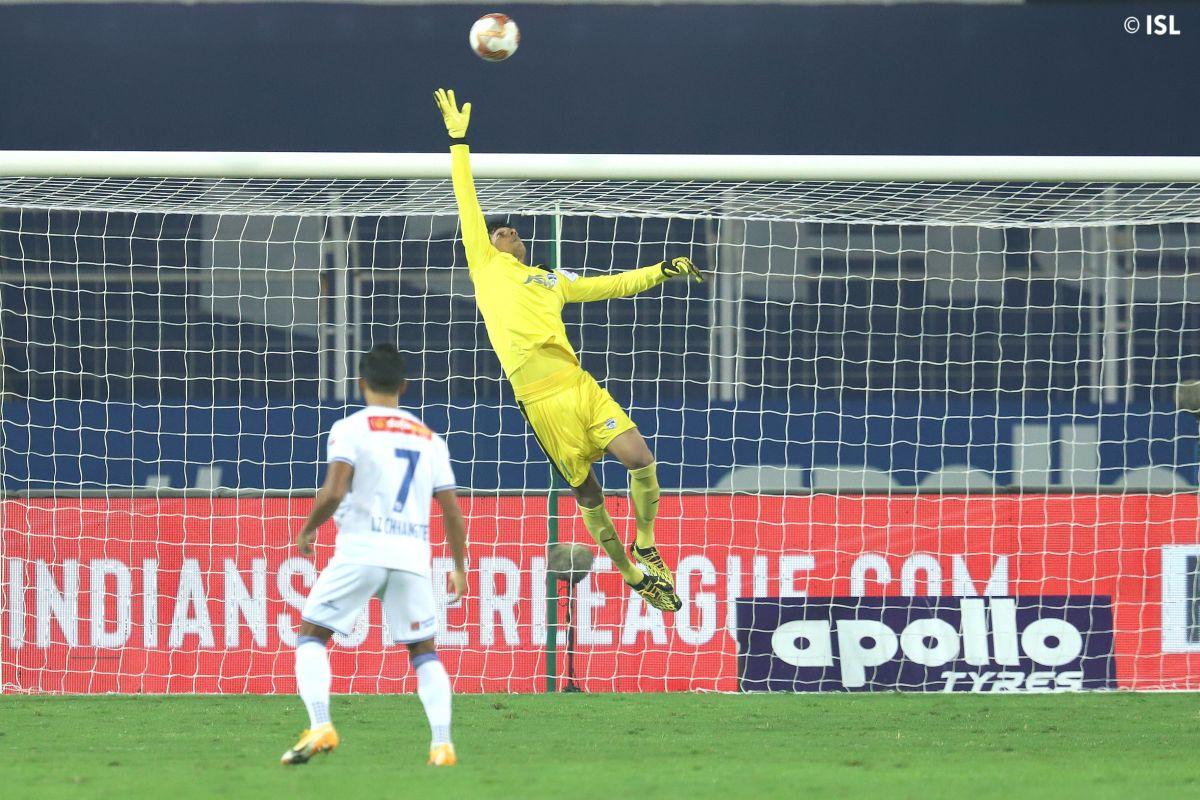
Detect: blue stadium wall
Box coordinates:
(2, 399, 1196, 491)
(0, 3, 1196, 155)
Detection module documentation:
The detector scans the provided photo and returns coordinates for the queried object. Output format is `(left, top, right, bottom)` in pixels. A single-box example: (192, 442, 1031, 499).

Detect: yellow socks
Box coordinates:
(576, 464, 660, 585)
(578, 502, 642, 583)
(628, 463, 660, 549)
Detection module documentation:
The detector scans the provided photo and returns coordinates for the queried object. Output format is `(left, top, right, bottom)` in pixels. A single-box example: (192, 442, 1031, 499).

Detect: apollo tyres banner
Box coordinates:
(737, 596, 1116, 692)
(2, 494, 1199, 693)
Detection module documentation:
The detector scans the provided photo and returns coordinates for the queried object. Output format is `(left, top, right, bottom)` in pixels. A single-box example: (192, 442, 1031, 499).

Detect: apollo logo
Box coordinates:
(771, 598, 1081, 688)
(738, 596, 1116, 693)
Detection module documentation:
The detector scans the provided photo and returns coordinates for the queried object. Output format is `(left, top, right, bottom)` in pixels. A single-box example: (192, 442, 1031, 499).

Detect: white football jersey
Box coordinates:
(324, 405, 457, 574)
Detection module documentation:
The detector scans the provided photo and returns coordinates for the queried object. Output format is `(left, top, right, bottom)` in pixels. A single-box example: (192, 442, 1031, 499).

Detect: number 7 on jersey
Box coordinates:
(393, 448, 422, 511)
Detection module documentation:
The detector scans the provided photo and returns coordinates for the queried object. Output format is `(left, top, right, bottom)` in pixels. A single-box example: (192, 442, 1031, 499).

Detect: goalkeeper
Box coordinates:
(434, 88, 703, 613)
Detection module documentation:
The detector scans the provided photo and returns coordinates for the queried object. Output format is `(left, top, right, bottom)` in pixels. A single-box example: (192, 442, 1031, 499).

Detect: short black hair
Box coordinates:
(358, 344, 406, 393)
(487, 218, 515, 236)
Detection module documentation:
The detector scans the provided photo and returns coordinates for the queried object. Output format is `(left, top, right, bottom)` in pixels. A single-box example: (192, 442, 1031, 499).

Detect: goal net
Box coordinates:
(3, 155, 1200, 693)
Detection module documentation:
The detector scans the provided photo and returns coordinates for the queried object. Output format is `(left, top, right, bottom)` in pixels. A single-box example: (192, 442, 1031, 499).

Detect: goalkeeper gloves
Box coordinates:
(433, 88, 471, 140)
(661, 256, 705, 283)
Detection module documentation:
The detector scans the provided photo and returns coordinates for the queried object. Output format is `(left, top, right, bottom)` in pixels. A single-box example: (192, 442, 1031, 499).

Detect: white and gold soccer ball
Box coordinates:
(469, 13, 520, 62)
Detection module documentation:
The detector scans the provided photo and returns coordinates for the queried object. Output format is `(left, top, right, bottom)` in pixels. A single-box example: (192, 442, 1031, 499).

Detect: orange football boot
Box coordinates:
(428, 743, 458, 766)
(281, 723, 339, 765)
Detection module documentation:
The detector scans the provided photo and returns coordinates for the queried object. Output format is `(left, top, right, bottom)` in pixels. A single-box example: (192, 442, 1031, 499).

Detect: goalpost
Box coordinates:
(4, 152, 1200, 694)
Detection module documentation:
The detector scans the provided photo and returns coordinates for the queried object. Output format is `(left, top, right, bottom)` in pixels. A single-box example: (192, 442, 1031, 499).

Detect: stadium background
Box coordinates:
(5, 1, 1200, 698)
(0, 3, 1195, 156)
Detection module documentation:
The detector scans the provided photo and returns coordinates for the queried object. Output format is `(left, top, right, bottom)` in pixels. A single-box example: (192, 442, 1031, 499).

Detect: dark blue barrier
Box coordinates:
(2, 397, 1195, 491)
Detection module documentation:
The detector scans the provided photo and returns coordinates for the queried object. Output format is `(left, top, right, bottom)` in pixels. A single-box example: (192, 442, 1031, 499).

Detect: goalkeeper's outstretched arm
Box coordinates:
(434, 88, 496, 271)
(561, 256, 706, 303)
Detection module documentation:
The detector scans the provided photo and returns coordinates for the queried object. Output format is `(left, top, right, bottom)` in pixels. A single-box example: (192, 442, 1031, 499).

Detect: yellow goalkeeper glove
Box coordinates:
(433, 88, 471, 139)
(660, 256, 705, 283)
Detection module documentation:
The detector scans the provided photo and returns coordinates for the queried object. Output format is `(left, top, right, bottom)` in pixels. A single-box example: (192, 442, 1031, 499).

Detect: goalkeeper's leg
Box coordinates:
(574, 471, 642, 584)
(605, 429, 673, 588)
(516, 382, 678, 610)
(606, 429, 659, 548)
(575, 472, 680, 612)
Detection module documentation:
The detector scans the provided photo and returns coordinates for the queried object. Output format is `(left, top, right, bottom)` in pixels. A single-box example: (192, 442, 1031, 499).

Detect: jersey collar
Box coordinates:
(497, 251, 542, 270)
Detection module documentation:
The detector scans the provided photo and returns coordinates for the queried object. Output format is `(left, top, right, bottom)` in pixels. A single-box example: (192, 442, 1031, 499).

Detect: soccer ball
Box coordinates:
(547, 542, 595, 585)
(469, 13, 520, 62)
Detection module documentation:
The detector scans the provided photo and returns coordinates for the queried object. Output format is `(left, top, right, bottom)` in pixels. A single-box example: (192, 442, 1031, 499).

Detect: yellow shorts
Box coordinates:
(517, 371, 637, 488)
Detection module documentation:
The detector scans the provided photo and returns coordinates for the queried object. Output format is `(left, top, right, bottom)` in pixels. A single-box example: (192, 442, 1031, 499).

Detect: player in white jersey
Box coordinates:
(281, 344, 468, 768)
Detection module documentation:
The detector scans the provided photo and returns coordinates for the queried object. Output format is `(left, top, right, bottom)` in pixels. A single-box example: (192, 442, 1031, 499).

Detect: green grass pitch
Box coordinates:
(2, 693, 1197, 799)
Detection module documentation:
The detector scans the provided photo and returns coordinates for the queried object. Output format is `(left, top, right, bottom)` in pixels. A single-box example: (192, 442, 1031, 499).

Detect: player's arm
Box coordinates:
(296, 460, 354, 556)
(434, 88, 496, 270)
(436, 489, 469, 602)
(559, 256, 706, 303)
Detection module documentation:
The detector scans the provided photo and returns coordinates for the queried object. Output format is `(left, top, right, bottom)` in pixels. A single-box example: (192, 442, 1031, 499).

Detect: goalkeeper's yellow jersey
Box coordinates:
(450, 144, 669, 402)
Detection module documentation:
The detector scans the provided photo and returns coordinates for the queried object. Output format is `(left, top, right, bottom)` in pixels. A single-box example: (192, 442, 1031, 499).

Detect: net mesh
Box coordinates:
(5, 176, 1200, 224)
(3, 174, 1200, 693)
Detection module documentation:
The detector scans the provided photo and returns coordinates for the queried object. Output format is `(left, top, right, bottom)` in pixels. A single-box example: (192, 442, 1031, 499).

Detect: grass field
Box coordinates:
(2, 693, 1198, 799)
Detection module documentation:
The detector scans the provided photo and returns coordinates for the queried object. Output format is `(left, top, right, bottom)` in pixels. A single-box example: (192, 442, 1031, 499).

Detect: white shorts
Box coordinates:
(301, 560, 438, 644)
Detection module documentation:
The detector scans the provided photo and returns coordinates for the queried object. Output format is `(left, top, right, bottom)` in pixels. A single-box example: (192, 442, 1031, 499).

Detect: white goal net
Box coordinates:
(3, 155, 1200, 693)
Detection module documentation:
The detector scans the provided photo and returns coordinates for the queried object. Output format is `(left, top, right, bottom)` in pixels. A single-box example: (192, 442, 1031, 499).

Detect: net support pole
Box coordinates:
(711, 218, 745, 403)
(1101, 242, 1123, 405)
(1088, 227, 1103, 404)
(544, 209, 563, 693)
(545, 469, 561, 694)
(331, 216, 350, 401)
(1087, 220, 1128, 407)
(1091, 190, 1129, 407)
(318, 215, 351, 401)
